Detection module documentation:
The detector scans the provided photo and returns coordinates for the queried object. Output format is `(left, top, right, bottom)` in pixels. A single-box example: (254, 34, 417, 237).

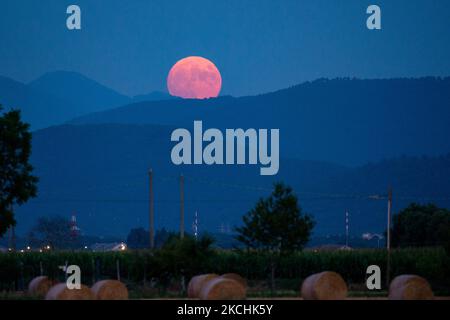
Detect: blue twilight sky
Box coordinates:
(0, 0, 449, 97)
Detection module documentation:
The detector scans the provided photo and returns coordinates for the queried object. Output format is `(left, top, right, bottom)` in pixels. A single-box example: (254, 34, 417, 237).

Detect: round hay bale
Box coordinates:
(28, 276, 56, 297)
(187, 274, 219, 298)
(91, 280, 128, 300)
(388, 275, 434, 300)
(220, 273, 247, 288)
(199, 278, 246, 300)
(301, 271, 348, 300)
(45, 283, 94, 300)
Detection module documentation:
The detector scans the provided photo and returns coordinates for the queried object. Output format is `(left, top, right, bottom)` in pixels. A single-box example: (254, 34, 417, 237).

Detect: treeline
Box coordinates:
(1, 247, 449, 294)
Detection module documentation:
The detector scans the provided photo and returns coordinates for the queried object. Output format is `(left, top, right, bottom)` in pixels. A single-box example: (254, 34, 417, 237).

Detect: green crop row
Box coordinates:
(1, 247, 449, 293)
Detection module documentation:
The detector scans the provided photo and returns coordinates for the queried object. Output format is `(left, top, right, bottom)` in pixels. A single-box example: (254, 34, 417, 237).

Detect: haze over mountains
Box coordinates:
(0, 71, 171, 129)
(69, 77, 450, 165)
(29, 71, 131, 116)
(1, 71, 450, 237)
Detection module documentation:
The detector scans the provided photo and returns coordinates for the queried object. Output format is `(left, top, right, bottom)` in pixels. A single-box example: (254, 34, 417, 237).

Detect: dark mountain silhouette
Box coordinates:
(4, 75, 450, 237)
(69, 77, 450, 166)
(15, 123, 450, 238)
(132, 91, 174, 103)
(0, 75, 79, 129)
(29, 71, 131, 116)
(0, 72, 130, 130)
(3, 74, 449, 164)
(0, 72, 175, 130)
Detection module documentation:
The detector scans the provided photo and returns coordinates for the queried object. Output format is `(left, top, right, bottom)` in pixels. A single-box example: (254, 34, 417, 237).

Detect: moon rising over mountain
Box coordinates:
(167, 56, 222, 99)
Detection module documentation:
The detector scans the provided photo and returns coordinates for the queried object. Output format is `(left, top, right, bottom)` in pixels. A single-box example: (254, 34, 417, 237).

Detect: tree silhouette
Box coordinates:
(236, 182, 315, 293)
(392, 203, 450, 251)
(0, 106, 38, 236)
(236, 182, 314, 252)
(28, 215, 72, 249)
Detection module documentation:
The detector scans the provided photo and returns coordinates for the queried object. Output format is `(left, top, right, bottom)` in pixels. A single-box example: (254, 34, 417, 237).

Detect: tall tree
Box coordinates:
(236, 183, 315, 252)
(392, 203, 450, 250)
(28, 215, 72, 249)
(0, 106, 38, 236)
(236, 182, 315, 293)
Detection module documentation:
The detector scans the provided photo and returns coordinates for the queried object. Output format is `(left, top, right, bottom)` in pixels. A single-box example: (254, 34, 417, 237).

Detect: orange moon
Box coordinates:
(167, 56, 222, 99)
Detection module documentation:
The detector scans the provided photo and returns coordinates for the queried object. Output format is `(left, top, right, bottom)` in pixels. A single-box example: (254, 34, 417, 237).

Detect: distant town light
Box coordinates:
(26, 246, 31, 250)
(362, 232, 384, 248)
(362, 233, 371, 240)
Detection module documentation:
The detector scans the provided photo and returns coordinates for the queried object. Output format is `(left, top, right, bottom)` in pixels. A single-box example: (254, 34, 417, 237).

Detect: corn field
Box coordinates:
(0, 247, 449, 294)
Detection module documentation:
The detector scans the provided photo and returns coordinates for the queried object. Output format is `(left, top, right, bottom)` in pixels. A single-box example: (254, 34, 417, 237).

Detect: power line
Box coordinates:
(27, 193, 450, 204)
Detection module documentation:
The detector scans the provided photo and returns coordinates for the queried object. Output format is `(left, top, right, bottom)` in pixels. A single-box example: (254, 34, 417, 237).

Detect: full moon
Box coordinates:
(167, 56, 222, 99)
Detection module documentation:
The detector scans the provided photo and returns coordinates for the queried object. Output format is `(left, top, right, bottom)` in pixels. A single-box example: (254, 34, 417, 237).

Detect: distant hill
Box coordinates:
(132, 91, 174, 103)
(14, 123, 450, 238)
(0, 75, 79, 129)
(3, 75, 450, 164)
(0, 72, 173, 130)
(29, 71, 131, 116)
(4, 75, 450, 238)
(69, 77, 450, 165)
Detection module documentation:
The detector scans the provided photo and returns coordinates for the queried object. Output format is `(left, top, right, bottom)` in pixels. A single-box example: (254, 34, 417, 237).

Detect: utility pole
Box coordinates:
(8, 204, 16, 251)
(345, 210, 349, 247)
(386, 187, 393, 287)
(179, 174, 186, 294)
(180, 174, 185, 239)
(8, 227, 12, 251)
(12, 226, 16, 251)
(149, 169, 154, 249)
(387, 188, 392, 250)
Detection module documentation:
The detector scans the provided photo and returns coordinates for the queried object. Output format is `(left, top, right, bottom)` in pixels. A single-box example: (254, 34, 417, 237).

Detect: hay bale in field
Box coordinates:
(28, 276, 56, 297)
(45, 283, 94, 300)
(199, 278, 246, 300)
(301, 271, 348, 300)
(187, 274, 219, 298)
(388, 275, 434, 300)
(220, 273, 247, 288)
(91, 280, 128, 300)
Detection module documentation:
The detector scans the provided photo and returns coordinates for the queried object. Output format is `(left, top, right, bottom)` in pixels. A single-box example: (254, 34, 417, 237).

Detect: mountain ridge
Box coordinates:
(0, 71, 175, 129)
(67, 77, 450, 166)
(28, 70, 131, 115)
